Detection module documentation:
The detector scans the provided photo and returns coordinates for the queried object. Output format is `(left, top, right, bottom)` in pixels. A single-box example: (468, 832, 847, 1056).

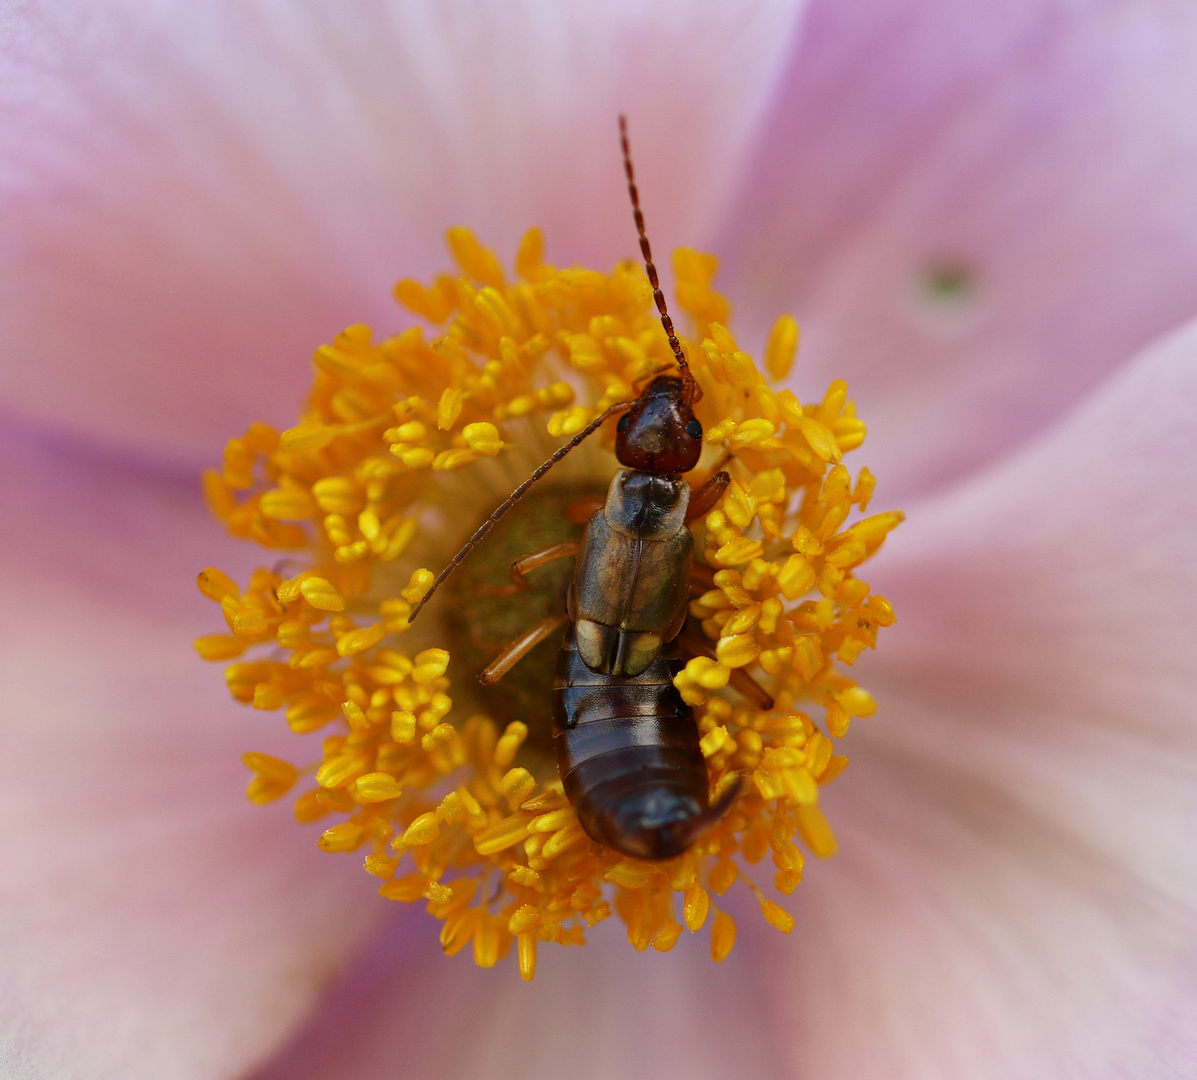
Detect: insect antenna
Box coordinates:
(406, 399, 634, 623)
(619, 114, 696, 403)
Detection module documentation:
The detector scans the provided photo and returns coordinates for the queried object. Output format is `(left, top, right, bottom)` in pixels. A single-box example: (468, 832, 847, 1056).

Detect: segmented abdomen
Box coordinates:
(552, 626, 714, 860)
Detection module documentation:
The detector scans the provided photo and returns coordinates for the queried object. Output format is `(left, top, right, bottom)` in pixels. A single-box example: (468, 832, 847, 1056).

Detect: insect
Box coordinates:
(409, 116, 770, 859)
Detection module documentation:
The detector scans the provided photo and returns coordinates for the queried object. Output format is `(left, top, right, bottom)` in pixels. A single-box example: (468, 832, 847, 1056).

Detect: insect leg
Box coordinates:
(679, 622, 775, 711)
(688, 561, 717, 595)
(479, 614, 569, 685)
(728, 665, 775, 712)
(483, 539, 581, 597)
(686, 471, 731, 522)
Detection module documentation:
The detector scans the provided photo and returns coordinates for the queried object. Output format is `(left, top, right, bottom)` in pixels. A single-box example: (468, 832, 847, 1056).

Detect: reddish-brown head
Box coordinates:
(614, 375, 703, 475)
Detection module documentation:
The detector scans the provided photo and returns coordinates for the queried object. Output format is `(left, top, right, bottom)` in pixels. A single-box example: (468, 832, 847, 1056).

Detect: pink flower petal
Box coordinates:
(716, 2, 1197, 497)
(763, 317, 1197, 1076)
(251, 914, 783, 1080)
(0, 432, 383, 1078)
(0, 0, 806, 465)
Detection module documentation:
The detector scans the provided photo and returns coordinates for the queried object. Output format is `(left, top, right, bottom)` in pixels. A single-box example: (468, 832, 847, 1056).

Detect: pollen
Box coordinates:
(197, 228, 901, 977)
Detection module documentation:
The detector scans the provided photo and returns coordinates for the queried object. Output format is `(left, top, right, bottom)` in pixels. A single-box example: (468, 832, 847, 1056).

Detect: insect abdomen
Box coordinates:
(552, 626, 715, 860)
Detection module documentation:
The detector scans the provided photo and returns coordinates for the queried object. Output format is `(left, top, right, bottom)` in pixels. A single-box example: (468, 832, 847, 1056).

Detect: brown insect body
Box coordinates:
(554, 375, 732, 859)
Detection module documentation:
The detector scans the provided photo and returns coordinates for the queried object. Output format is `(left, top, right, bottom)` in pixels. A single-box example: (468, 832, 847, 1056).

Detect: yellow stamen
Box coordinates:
(765, 314, 800, 382)
(710, 909, 737, 962)
(197, 226, 901, 976)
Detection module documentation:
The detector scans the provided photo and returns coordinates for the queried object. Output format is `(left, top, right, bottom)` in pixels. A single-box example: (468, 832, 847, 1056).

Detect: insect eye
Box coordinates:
(685, 418, 702, 439)
(617, 413, 630, 433)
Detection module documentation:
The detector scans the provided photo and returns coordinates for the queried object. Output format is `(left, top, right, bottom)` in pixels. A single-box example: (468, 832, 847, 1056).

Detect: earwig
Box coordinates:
(412, 117, 767, 860)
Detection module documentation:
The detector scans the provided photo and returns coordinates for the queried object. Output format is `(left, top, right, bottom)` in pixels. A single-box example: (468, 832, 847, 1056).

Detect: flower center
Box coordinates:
(194, 227, 902, 979)
(443, 484, 597, 766)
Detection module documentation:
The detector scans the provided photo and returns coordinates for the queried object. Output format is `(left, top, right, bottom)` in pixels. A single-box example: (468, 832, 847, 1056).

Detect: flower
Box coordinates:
(197, 225, 902, 975)
(4, 2, 1197, 1079)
